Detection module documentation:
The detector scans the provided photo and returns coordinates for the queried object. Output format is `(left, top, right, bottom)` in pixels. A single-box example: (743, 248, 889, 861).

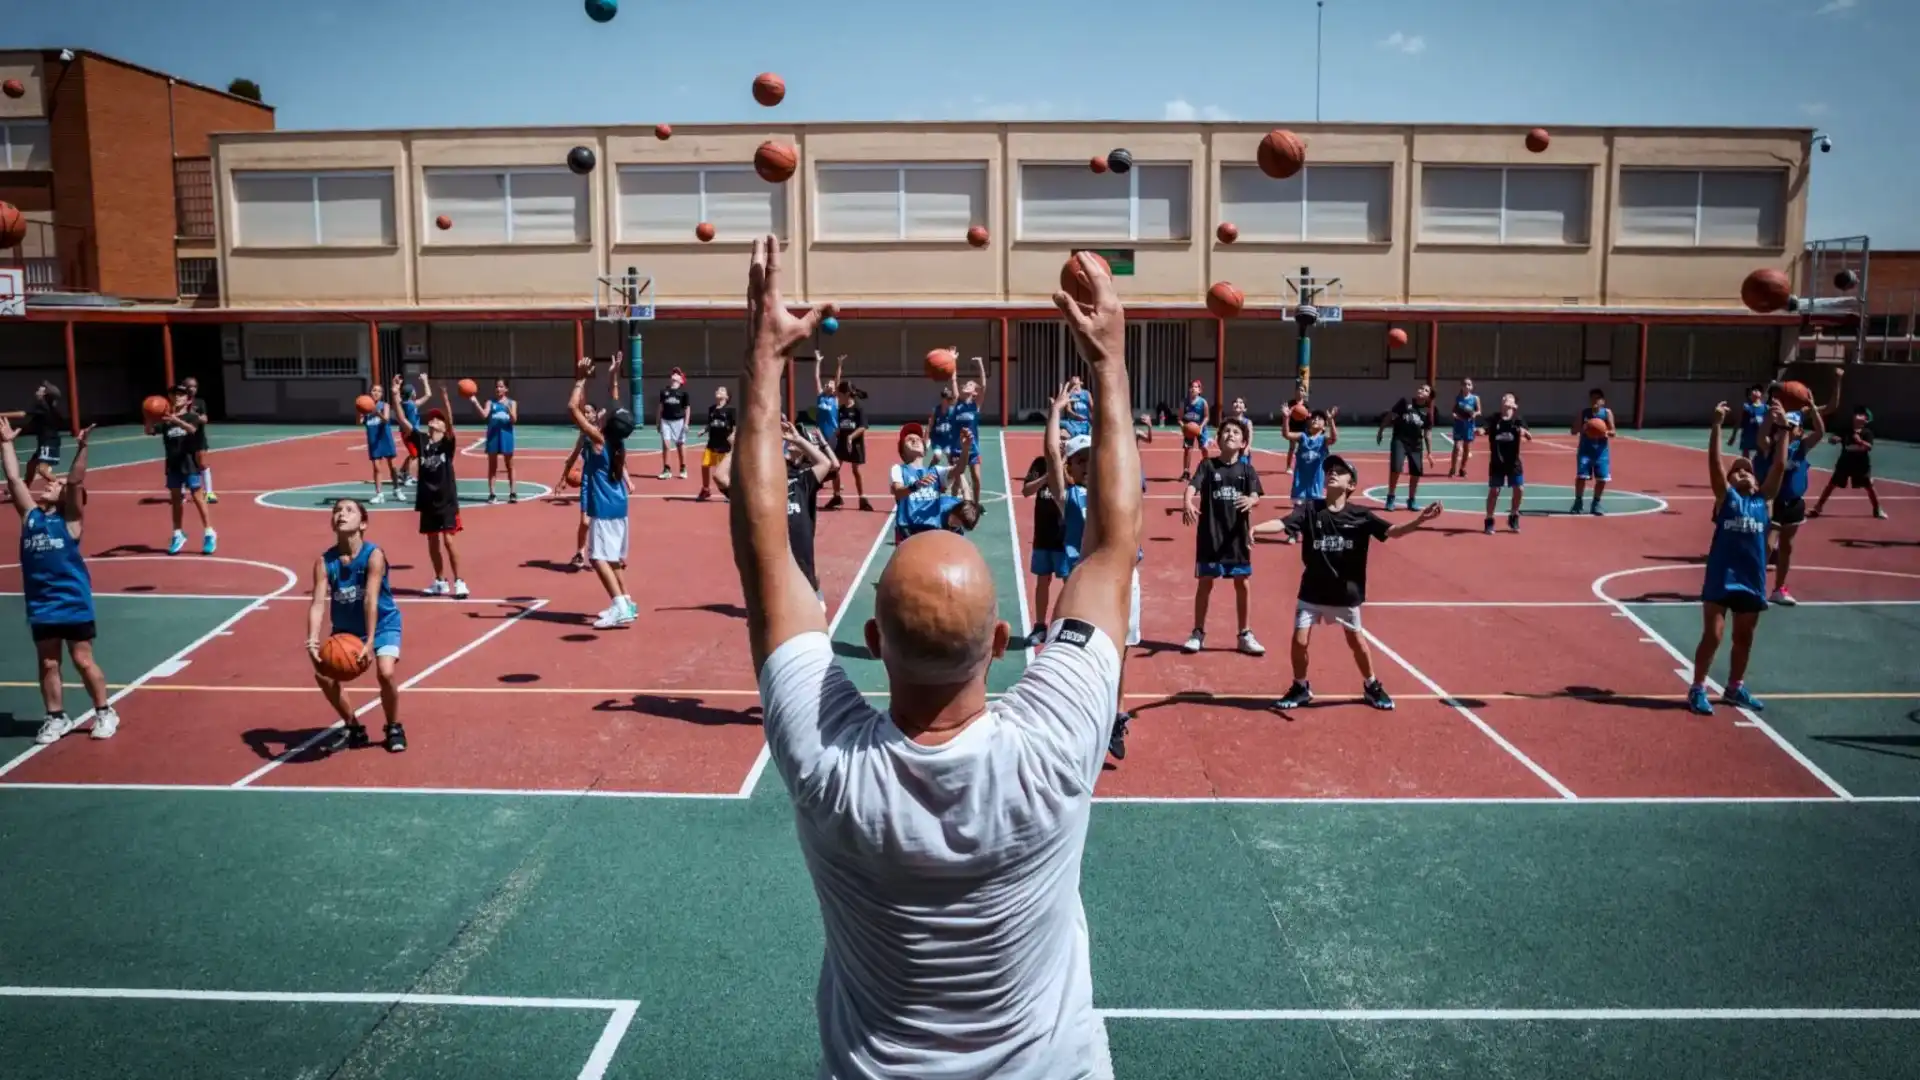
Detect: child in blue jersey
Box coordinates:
(1727, 385, 1768, 461)
(812, 351, 843, 441)
(3, 419, 118, 744)
(889, 423, 979, 542)
(928, 385, 962, 469)
(307, 497, 406, 753)
(1258, 407, 1340, 546)
(393, 375, 422, 487)
(1178, 379, 1212, 482)
(1570, 388, 1615, 515)
(1752, 393, 1827, 606)
(363, 382, 401, 503)
(151, 383, 216, 555)
(1447, 379, 1481, 477)
(1059, 374, 1093, 441)
(568, 358, 639, 628)
(951, 356, 987, 498)
(1688, 402, 1792, 716)
(468, 378, 518, 503)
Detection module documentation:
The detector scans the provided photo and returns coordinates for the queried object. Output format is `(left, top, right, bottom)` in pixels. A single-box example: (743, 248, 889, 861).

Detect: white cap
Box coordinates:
(1064, 434, 1092, 458)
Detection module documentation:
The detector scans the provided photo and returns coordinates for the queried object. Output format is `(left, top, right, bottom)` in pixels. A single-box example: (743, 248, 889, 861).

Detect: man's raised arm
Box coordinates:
(730, 236, 835, 673)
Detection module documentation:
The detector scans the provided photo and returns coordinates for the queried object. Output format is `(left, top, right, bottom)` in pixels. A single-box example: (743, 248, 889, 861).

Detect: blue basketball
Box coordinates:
(821, 315, 839, 335)
(584, 0, 617, 23)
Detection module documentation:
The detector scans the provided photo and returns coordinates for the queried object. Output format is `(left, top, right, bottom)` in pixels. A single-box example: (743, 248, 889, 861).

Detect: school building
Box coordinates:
(1, 80, 1881, 428)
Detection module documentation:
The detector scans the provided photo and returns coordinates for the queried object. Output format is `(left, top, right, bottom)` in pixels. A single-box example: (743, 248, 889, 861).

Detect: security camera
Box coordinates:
(57, 48, 74, 63)
(1814, 134, 1832, 153)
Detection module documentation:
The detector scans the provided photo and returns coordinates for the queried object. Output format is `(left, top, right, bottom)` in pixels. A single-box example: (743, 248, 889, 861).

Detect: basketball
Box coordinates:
(1776, 380, 1813, 411)
(1583, 417, 1608, 439)
(355, 394, 376, 416)
(1182, 421, 1203, 440)
(1215, 222, 1238, 244)
(1, 79, 22, 99)
(1740, 268, 1792, 314)
(567, 145, 596, 175)
(583, 0, 617, 22)
(821, 315, 839, 335)
(317, 633, 371, 681)
(1256, 130, 1306, 180)
(435, 215, 452, 231)
(1834, 268, 1859, 291)
(753, 73, 785, 107)
(567, 461, 583, 487)
(1525, 128, 1551, 153)
(695, 221, 716, 243)
(925, 348, 957, 381)
(1205, 281, 1245, 319)
(966, 225, 989, 248)
(1387, 327, 1409, 348)
(1089, 155, 1108, 174)
(142, 395, 170, 420)
(754, 141, 797, 184)
(0, 202, 24, 248)
(457, 378, 478, 397)
(654, 123, 672, 140)
(1106, 149, 1133, 175)
(1059, 250, 1111, 306)
(1290, 404, 1310, 423)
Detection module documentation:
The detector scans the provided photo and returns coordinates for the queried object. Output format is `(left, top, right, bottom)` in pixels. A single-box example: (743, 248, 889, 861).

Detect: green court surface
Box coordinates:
(27, 423, 343, 473)
(3, 424, 1918, 1078)
(1620, 428, 1920, 485)
(1360, 481, 1666, 516)
(256, 478, 557, 510)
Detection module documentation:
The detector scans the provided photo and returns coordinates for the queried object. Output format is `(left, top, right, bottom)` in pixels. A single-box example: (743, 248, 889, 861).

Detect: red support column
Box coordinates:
(1634, 321, 1649, 429)
(1426, 320, 1440, 388)
(162, 321, 176, 388)
(574, 318, 585, 361)
(63, 321, 80, 435)
(1214, 318, 1226, 417)
(998, 315, 1011, 427)
(367, 322, 382, 389)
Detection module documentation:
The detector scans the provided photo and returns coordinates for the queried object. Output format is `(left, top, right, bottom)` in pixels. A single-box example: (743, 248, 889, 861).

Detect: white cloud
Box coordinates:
(1815, 0, 1856, 14)
(1799, 102, 1830, 116)
(1379, 31, 1427, 55)
(1163, 99, 1234, 122)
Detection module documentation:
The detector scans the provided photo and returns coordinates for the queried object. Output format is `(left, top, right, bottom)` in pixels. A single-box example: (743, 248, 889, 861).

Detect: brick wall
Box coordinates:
(168, 80, 272, 158)
(45, 54, 95, 292)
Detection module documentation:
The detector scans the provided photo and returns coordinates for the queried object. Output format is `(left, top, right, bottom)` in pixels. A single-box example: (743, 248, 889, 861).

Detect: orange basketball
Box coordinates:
(754, 141, 797, 184)
(1, 79, 22, 100)
(355, 394, 376, 416)
(1089, 155, 1109, 174)
(1525, 128, 1551, 153)
(1741, 268, 1792, 314)
(1182, 421, 1203, 440)
(925, 348, 958, 382)
(1206, 281, 1245, 318)
(695, 221, 716, 242)
(0, 202, 24, 248)
(317, 633, 371, 681)
(142, 395, 170, 420)
(1215, 222, 1238, 244)
(1583, 417, 1609, 439)
(752, 72, 785, 107)
(1256, 129, 1306, 180)
(966, 225, 989, 248)
(1290, 404, 1310, 423)
(435, 215, 452, 230)
(1776, 380, 1813, 411)
(654, 123, 673, 140)
(567, 460, 584, 487)
(1387, 327, 1409, 348)
(1059, 250, 1111, 306)
(457, 378, 479, 397)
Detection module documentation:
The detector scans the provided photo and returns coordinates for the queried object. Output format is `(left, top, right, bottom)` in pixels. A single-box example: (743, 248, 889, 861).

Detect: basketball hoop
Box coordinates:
(0, 267, 23, 317)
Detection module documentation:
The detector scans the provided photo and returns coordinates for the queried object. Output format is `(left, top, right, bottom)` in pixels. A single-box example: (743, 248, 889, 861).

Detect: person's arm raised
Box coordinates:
(0, 419, 31, 516)
(1047, 253, 1139, 650)
(567, 358, 604, 448)
(1707, 403, 1731, 503)
(731, 236, 835, 674)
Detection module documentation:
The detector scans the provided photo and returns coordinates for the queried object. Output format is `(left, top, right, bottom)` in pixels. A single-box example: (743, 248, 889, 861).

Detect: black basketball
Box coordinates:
(1106, 148, 1133, 175)
(567, 145, 597, 175)
(1833, 268, 1860, 291)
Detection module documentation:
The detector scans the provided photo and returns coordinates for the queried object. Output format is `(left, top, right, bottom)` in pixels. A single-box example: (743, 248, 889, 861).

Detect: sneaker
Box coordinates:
(89, 707, 119, 740)
(678, 468, 688, 479)
(593, 604, 627, 630)
(1182, 630, 1204, 654)
(696, 489, 711, 502)
(569, 553, 586, 570)
(371, 492, 386, 505)
(1404, 502, 1419, 513)
(657, 469, 672, 480)
(1274, 681, 1314, 711)
(167, 531, 186, 555)
(1108, 713, 1130, 761)
(858, 498, 873, 512)
(384, 722, 407, 753)
(1484, 517, 1495, 535)
(324, 722, 370, 754)
(825, 495, 844, 510)
(1875, 508, 1889, 520)
(1687, 685, 1714, 716)
(35, 713, 77, 744)
(201, 531, 217, 555)
(452, 579, 470, 599)
(1570, 500, 1584, 514)
(508, 492, 518, 504)
(1382, 497, 1396, 511)
(1721, 684, 1765, 711)
(1590, 503, 1605, 517)
(1508, 512, 1521, 533)
(1770, 587, 1797, 607)
(1238, 630, 1265, 656)
(205, 492, 220, 504)
(1178, 471, 1190, 483)
(425, 579, 449, 596)
(1363, 679, 1395, 711)
(486, 494, 499, 505)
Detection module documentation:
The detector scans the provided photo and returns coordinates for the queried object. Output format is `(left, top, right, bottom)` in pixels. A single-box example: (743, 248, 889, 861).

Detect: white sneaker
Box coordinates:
(1770, 587, 1798, 606)
(425, 579, 449, 596)
(371, 492, 385, 504)
(1182, 631, 1204, 653)
(657, 469, 671, 480)
(90, 708, 120, 740)
(678, 468, 687, 479)
(35, 714, 78, 744)
(452, 579, 470, 599)
(593, 605, 625, 630)
(1238, 630, 1266, 656)
(619, 597, 639, 624)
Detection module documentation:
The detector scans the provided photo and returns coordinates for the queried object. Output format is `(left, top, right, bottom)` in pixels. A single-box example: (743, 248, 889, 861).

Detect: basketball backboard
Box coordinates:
(0, 268, 23, 317)
(595, 270, 655, 323)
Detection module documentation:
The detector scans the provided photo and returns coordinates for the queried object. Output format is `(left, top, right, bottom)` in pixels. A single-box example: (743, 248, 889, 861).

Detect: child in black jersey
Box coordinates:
(1181, 419, 1263, 655)
(1810, 407, 1886, 520)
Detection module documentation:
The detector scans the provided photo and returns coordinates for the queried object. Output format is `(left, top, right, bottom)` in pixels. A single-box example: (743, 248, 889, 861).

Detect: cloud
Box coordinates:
(1379, 31, 1427, 54)
(1814, 0, 1856, 13)
(1799, 102, 1830, 117)
(1163, 99, 1234, 122)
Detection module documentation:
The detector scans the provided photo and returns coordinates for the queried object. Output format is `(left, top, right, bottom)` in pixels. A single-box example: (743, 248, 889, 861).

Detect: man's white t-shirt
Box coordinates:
(758, 621, 1122, 1080)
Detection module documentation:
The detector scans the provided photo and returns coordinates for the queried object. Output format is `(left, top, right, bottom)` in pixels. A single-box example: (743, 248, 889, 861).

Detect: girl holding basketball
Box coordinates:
(393, 384, 469, 599)
(1688, 402, 1790, 716)
(950, 355, 987, 497)
(468, 378, 518, 503)
(151, 384, 215, 555)
(307, 497, 406, 753)
(1447, 379, 1481, 478)
(363, 382, 401, 502)
(1178, 380, 1212, 482)
(1570, 388, 1615, 514)
(568, 357, 638, 628)
(2, 417, 119, 745)
(393, 374, 421, 487)
(1, 381, 67, 485)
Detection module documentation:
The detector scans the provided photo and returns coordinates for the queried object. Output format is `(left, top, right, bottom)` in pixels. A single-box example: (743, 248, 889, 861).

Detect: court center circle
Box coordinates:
(255, 479, 555, 511)
(1360, 482, 1667, 517)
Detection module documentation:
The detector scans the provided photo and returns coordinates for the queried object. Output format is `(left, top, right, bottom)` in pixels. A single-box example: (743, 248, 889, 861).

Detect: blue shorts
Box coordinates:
(1488, 470, 1523, 489)
(1290, 478, 1324, 502)
(485, 430, 515, 456)
(1738, 431, 1760, 453)
(335, 625, 403, 659)
(368, 436, 396, 461)
(1196, 561, 1252, 579)
(1029, 548, 1070, 579)
(1452, 421, 1476, 442)
(1183, 426, 1213, 450)
(166, 465, 203, 492)
(1576, 447, 1610, 481)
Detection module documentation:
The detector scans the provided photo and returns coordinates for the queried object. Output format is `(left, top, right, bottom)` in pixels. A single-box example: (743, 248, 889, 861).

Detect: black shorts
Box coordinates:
(31, 621, 97, 643)
(419, 505, 463, 534)
(31, 442, 60, 466)
(1389, 440, 1425, 477)
(835, 433, 865, 465)
(1831, 457, 1872, 489)
(1705, 591, 1768, 616)
(1772, 495, 1807, 528)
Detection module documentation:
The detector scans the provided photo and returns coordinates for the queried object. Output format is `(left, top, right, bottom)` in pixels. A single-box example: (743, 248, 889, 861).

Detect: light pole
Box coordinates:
(1315, 1, 1325, 122)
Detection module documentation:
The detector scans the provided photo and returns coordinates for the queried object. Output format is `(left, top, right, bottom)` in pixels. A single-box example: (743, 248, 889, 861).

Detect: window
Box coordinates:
(1866, 315, 1909, 338)
(1219, 164, 1391, 242)
(423, 167, 588, 245)
(0, 120, 50, 171)
(175, 158, 214, 238)
(1617, 169, 1785, 249)
(243, 325, 365, 379)
(232, 170, 395, 248)
(1419, 166, 1589, 245)
(177, 257, 217, 300)
(616, 166, 786, 242)
(814, 164, 987, 241)
(1018, 163, 1190, 241)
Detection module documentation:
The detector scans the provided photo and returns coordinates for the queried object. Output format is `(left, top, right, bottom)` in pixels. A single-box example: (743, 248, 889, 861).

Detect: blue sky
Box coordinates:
(16, 0, 1919, 245)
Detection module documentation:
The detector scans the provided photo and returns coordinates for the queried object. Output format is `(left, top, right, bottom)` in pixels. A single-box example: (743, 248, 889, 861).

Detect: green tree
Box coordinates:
(226, 78, 262, 102)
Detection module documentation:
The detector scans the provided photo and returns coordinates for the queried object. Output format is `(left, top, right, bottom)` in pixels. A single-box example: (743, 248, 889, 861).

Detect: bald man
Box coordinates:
(732, 239, 1140, 1080)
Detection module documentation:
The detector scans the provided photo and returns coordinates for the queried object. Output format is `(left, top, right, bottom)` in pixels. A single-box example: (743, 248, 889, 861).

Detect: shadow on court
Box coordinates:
(241, 725, 336, 763)
(593, 695, 760, 727)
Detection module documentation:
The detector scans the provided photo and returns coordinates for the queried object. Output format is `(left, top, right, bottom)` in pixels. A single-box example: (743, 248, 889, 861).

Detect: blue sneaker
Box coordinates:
(167, 531, 186, 556)
(1483, 517, 1495, 535)
(1570, 500, 1584, 514)
(1687, 686, 1714, 716)
(1383, 496, 1397, 511)
(1590, 503, 1605, 516)
(201, 530, 217, 555)
(1721, 685, 1764, 711)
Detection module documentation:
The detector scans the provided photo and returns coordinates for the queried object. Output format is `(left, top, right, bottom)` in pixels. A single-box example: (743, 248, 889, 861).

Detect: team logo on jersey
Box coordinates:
(23, 533, 65, 554)
(335, 583, 363, 603)
(1050, 618, 1096, 649)
(1312, 534, 1355, 553)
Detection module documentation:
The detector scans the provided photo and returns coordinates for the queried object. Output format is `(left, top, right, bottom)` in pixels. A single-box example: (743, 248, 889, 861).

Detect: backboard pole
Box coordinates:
(63, 319, 80, 436)
(624, 265, 644, 425)
(1294, 265, 1317, 401)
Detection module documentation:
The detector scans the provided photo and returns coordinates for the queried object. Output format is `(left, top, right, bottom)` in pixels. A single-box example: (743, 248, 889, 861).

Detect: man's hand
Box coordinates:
(748, 236, 834, 372)
(575, 356, 594, 379)
(1713, 402, 1730, 426)
(0, 417, 14, 444)
(1052, 252, 1123, 365)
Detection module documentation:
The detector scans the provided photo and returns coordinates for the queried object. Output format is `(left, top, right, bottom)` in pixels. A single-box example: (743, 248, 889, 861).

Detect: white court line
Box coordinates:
(737, 511, 894, 798)
(83, 429, 354, 474)
(0, 985, 639, 1080)
(0, 557, 302, 778)
(1591, 565, 1861, 800)
(0, 592, 546, 605)
(14, 594, 1910, 609)
(999, 430, 1035, 662)
(1359, 627, 1580, 799)
(230, 599, 551, 787)
(253, 481, 555, 511)
(1097, 1006, 1920, 1022)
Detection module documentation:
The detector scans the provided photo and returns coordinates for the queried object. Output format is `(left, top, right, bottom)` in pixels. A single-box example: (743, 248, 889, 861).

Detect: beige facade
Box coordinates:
(209, 120, 1813, 312)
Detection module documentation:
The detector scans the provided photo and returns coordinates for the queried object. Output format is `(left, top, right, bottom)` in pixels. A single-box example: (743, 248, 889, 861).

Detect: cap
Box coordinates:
(1064, 434, 1092, 458)
(897, 422, 926, 456)
(669, 366, 685, 380)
